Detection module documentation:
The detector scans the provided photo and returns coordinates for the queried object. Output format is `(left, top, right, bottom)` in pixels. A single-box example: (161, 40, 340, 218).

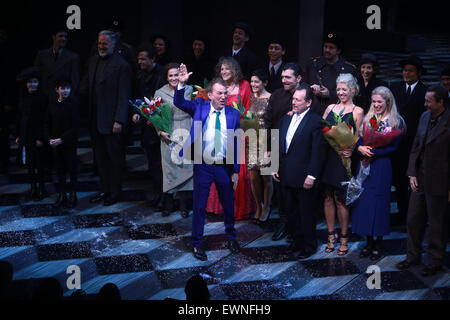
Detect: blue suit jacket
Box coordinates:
(174, 87, 241, 174)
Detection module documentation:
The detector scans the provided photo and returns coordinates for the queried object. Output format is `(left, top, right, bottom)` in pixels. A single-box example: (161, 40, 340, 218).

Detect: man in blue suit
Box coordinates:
(174, 64, 241, 261)
(273, 84, 327, 259)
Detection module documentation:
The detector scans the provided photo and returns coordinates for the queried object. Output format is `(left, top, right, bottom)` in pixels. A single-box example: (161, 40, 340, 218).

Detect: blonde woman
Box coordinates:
(322, 73, 364, 256)
(352, 86, 405, 260)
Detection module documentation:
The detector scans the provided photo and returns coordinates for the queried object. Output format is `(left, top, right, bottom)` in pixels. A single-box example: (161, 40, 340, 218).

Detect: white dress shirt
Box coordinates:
(269, 60, 283, 75)
(285, 108, 316, 181)
(232, 47, 243, 57)
(286, 109, 309, 153)
(405, 81, 418, 94)
(203, 105, 228, 163)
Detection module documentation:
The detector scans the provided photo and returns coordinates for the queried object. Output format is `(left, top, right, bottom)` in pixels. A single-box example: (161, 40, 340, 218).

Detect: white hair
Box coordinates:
(336, 73, 359, 97)
(99, 30, 117, 46)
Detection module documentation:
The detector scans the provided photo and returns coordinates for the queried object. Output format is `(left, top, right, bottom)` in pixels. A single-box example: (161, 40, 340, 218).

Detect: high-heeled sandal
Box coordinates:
(337, 234, 349, 256)
(325, 231, 338, 253)
(258, 207, 272, 224)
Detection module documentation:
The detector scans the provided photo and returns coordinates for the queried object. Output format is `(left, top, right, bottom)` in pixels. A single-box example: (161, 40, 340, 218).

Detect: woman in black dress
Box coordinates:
(322, 74, 364, 256)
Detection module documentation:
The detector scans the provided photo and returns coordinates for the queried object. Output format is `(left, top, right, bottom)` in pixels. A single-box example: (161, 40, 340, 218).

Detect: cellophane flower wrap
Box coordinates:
(363, 117, 404, 150)
(129, 97, 173, 135)
(343, 116, 404, 205)
(321, 110, 359, 179)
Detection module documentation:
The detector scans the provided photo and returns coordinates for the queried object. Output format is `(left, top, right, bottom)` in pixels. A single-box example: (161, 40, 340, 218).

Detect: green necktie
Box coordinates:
(214, 111, 221, 156)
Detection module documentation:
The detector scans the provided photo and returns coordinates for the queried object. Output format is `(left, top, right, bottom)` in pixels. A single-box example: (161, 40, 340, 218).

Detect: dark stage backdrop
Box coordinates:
(0, 0, 448, 100)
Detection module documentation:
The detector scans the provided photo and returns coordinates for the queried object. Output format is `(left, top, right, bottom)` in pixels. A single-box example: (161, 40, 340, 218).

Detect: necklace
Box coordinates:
(228, 83, 237, 94)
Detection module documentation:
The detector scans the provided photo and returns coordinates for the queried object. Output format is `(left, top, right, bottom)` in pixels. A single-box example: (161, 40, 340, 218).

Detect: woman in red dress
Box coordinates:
(206, 57, 256, 220)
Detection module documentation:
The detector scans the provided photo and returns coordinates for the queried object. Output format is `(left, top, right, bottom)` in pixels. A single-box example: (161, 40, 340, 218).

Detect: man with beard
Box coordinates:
(79, 30, 132, 206)
(304, 32, 357, 116)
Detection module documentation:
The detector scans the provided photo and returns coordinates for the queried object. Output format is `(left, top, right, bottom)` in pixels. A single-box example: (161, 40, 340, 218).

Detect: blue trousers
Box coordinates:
(192, 163, 236, 247)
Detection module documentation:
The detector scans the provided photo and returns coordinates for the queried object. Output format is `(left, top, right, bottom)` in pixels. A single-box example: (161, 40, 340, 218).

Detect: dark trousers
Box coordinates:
(406, 191, 449, 267)
(91, 129, 125, 197)
(192, 163, 236, 248)
(24, 144, 45, 185)
(53, 145, 78, 192)
(283, 185, 318, 253)
(0, 129, 10, 171)
(163, 191, 192, 212)
(143, 142, 163, 195)
(274, 180, 286, 222)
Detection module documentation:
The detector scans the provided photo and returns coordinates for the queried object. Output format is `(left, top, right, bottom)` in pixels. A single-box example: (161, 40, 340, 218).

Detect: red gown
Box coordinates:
(206, 80, 256, 220)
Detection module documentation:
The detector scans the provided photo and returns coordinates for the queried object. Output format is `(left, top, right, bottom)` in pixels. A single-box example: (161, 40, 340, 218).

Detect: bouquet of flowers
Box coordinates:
(232, 96, 258, 132)
(321, 110, 359, 179)
(129, 97, 172, 135)
(342, 115, 404, 205)
(363, 115, 404, 150)
(193, 85, 209, 101)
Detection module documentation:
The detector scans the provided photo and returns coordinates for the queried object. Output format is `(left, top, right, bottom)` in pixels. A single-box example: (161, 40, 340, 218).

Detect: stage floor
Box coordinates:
(0, 134, 449, 300)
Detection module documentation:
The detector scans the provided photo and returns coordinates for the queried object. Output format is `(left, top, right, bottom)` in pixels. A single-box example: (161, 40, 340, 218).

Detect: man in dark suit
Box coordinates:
(34, 28, 80, 100)
(222, 22, 259, 81)
(397, 85, 450, 277)
(174, 64, 241, 262)
(390, 55, 428, 225)
(264, 63, 321, 241)
(131, 44, 165, 209)
(273, 84, 327, 259)
(79, 30, 132, 206)
(265, 40, 286, 93)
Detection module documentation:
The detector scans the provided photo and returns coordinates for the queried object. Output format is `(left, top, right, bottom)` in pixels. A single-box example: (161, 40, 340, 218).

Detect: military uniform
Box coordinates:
(304, 55, 358, 116)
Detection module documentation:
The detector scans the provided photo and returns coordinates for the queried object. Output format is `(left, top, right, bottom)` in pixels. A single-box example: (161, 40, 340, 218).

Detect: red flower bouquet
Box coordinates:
(363, 116, 404, 150)
(129, 97, 173, 135)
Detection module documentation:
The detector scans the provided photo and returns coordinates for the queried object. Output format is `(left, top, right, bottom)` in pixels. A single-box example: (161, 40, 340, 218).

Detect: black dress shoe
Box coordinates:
(181, 210, 189, 219)
(55, 192, 67, 207)
(90, 192, 107, 204)
(287, 242, 302, 253)
(147, 195, 164, 211)
(298, 250, 315, 260)
(193, 247, 207, 261)
(162, 210, 171, 217)
(37, 183, 47, 200)
(228, 239, 241, 254)
(286, 234, 295, 244)
(370, 249, 382, 261)
(30, 183, 38, 199)
(103, 195, 119, 206)
(396, 259, 421, 270)
(421, 265, 442, 277)
(359, 245, 373, 258)
(66, 191, 78, 209)
(272, 223, 287, 241)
